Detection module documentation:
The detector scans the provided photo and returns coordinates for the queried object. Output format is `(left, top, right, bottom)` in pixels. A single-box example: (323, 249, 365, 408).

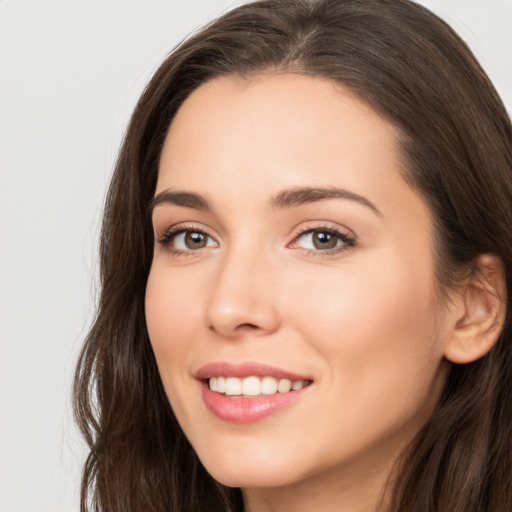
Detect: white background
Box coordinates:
(1, 1, 511, 511)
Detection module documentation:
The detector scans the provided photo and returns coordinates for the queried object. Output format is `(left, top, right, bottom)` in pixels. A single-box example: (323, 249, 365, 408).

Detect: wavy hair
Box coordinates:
(73, 1, 512, 510)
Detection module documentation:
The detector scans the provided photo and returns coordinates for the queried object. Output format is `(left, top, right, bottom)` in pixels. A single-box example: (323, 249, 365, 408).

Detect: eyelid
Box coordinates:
(156, 222, 219, 250)
(288, 222, 357, 254)
(155, 220, 356, 257)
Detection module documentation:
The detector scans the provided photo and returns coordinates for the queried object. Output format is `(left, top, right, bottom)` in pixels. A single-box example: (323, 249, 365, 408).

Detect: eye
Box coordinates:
(173, 231, 216, 250)
(158, 226, 218, 253)
(292, 227, 355, 253)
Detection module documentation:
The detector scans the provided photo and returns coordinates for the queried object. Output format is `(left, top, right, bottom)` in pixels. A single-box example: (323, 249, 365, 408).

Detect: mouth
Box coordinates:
(196, 361, 314, 423)
(207, 375, 312, 397)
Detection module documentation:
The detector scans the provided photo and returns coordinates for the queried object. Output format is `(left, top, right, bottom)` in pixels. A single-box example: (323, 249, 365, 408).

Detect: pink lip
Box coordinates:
(195, 361, 312, 381)
(196, 361, 313, 424)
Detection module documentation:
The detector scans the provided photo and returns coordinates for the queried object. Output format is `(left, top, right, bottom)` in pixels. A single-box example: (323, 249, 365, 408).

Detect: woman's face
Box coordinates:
(146, 74, 452, 496)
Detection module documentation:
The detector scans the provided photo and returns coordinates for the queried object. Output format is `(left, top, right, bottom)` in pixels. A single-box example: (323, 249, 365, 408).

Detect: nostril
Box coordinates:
(237, 323, 259, 330)
(209, 321, 262, 335)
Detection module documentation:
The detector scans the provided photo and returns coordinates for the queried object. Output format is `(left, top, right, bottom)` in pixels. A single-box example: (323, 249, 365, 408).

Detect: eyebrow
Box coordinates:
(269, 187, 381, 215)
(149, 190, 211, 212)
(149, 186, 381, 216)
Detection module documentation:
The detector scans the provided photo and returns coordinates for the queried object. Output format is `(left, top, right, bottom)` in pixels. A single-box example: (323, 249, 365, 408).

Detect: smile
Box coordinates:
(197, 362, 314, 423)
(208, 376, 311, 396)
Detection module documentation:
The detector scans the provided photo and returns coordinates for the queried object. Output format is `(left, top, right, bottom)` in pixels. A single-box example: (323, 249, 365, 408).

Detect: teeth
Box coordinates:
(291, 380, 304, 390)
(277, 379, 292, 393)
(242, 376, 261, 396)
(207, 376, 309, 397)
(217, 376, 226, 393)
(225, 377, 242, 396)
(261, 376, 278, 395)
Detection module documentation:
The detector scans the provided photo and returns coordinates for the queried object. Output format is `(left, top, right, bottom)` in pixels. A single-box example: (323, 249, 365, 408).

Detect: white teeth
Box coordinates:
(241, 376, 261, 396)
(291, 380, 304, 390)
(225, 377, 242, 396)
(261, 376, 278, 395)
(208, 375, 310, 396)
(277, 379, 292, 393)
(217, 376, 226, 393)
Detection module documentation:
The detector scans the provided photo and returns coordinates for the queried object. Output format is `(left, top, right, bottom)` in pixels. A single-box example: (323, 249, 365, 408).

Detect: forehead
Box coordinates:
(164, 73, 399, 156)
(157, 74, 430, 229)
(160, 74, 399, 184)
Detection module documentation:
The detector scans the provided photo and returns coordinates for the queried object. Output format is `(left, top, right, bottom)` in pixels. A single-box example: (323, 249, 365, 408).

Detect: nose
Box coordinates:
(205, 248, 280, 339)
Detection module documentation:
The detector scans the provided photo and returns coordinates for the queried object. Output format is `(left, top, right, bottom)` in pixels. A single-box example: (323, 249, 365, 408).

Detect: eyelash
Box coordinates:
(291, 225, 356, 256)
(157, 224, 212, 257)
(156, 223, 356, 257)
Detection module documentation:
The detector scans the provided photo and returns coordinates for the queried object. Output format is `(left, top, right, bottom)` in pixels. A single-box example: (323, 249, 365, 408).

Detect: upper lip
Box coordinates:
(195, 361, 313, 381)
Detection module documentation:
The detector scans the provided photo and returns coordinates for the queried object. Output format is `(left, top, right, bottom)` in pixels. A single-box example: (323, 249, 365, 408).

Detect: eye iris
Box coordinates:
(185, 232, 206, 249)
(313, 231, 338, 250)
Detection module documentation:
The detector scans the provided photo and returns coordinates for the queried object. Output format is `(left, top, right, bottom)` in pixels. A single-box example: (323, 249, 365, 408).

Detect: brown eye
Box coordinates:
(184, 231, 207, 249)
(293, 227, 355, 253)
(159, 229, 218, 252)
(312, 231, 338, 250)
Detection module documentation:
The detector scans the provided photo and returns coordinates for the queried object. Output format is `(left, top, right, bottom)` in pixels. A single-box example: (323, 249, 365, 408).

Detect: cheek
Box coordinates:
(287, 253, 442, 402)
(291, 254, 435, 339)
(145, 265, 208, 432)
(145, 267, 200, 378)
(286, 263, 444, 462)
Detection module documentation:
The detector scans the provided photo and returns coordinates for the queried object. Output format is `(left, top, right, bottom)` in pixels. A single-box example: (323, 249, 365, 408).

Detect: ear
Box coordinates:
(444, 254, 506, 365)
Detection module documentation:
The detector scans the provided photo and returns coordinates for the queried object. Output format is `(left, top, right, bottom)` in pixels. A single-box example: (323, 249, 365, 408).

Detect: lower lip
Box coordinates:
(200, 382, 311, 424)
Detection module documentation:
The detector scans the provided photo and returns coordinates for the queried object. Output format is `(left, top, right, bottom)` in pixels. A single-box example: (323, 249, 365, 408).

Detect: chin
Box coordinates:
(197, 447, 306, 489)
(206, 465, 301, 489)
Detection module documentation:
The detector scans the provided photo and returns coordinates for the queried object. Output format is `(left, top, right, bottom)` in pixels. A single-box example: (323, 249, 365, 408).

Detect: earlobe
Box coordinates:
(444, 254, 506, 365)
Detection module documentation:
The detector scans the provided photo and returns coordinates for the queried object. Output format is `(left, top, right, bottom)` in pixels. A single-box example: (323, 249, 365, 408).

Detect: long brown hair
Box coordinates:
(73, 1, 512, 510)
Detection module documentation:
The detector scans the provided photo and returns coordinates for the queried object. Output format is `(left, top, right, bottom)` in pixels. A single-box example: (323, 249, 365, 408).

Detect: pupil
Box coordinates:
(186, 232, 206, 248)
(313, 232, 336, 249)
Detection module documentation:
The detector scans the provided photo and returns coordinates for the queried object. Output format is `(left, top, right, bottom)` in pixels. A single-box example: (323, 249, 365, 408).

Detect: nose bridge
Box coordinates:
(205, 236, 279, 337)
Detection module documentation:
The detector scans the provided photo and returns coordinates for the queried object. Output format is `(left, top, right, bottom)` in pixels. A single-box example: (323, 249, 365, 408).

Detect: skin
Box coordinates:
(145, 74, 458, 512)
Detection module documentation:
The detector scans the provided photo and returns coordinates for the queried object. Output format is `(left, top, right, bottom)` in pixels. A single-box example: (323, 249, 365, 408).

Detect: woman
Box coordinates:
(73, 0, 512, 511)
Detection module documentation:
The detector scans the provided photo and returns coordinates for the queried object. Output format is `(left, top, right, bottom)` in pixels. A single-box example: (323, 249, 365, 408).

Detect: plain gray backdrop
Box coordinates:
(1, 1, 511, 511)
